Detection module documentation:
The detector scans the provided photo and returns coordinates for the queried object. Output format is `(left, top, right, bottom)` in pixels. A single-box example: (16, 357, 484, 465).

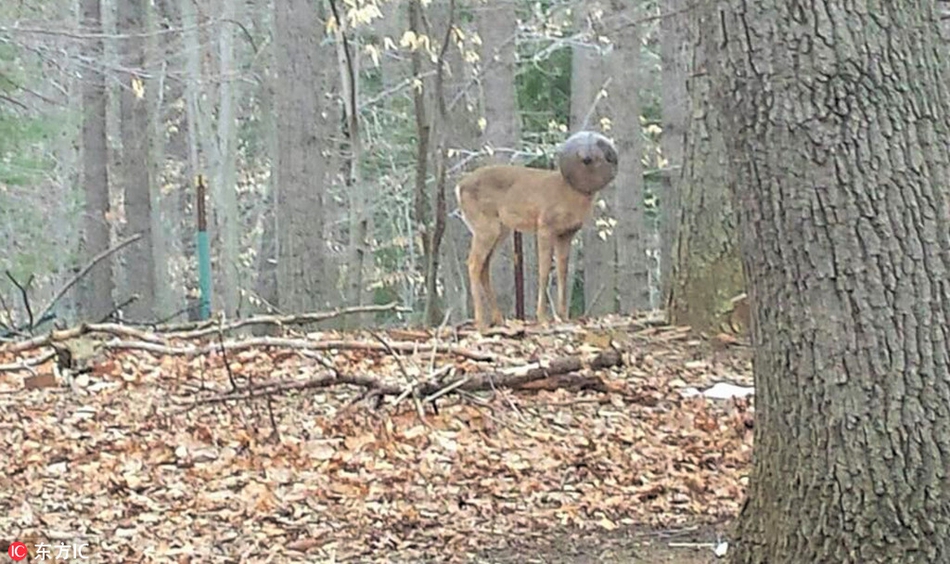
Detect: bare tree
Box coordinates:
(273, 0, 331, 312)
(77, 0, 114, 322)
(116, 0, 158, 321)
(716, 1, 950, 561)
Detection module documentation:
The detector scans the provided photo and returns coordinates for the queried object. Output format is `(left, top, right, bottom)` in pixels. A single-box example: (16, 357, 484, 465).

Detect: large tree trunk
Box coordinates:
(716, 2, 950, 562)
(667, 1, 743, 333)
(658, 0, 689, 305)
(273, 0, 331, 312)
(117, 0, 157, 321)
(78, 0, 114, 322)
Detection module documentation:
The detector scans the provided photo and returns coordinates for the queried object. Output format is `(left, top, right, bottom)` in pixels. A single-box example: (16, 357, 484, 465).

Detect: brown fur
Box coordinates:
(456, 132, 618, 329)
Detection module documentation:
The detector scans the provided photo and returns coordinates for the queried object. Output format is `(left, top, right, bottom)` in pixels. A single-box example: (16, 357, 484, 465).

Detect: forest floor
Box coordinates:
(0, 310, 753, 563)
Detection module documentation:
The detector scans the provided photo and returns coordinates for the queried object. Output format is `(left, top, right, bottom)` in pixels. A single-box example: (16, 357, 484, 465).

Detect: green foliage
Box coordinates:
(516, 46, 572, 149)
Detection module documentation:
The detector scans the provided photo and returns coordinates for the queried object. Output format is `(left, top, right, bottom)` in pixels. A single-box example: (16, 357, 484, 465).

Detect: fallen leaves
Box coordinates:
(0, 315, 753, 562)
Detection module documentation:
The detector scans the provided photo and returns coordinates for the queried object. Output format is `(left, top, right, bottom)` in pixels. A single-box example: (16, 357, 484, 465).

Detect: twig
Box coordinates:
(157, 302, 410, 337)
(98, 295, 139, 323)
(36, 233, 143, 324)
(5, 272, 34, 332)
(106, 336, 505, 363)
(2, 322, 165, 353)
(0, 351, 56, 373)
(173, 350, 622, 413)
(217, 317, 239, 392)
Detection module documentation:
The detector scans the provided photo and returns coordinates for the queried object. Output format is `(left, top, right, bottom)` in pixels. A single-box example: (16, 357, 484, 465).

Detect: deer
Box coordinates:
(455, 130, 619, 330)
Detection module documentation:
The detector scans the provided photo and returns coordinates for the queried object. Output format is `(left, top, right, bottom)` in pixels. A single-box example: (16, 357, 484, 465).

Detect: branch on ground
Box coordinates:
(174, 349, 623, 412)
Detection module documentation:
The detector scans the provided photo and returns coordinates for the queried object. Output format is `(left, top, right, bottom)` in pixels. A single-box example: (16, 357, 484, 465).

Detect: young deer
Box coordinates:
(456, 131, 619, 329)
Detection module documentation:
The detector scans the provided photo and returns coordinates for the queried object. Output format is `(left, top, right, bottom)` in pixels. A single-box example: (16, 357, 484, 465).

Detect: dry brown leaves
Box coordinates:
(0, 314, 753, 562)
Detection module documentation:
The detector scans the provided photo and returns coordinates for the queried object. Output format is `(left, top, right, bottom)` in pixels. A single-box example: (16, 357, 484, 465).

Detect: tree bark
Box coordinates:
(716, 2, 950, 562)
(667, 1, 743, 333)
(273, 0, 331, 313)
(571, 4, 613, 317)
(78, 0, 115, 322)
(605, 1, 648, 314)
(117, 0, 157, 321)
(215, 0, 242, 318)
(658, 0, 689, 305)
(476, 0, 524, 319)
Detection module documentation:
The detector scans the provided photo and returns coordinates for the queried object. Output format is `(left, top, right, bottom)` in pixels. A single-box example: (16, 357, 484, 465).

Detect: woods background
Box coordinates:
(0, 0, 733, 334)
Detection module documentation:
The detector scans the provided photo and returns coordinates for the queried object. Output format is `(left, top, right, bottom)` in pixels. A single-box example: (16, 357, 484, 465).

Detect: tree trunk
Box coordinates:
(571, 5, 613, 317)
(273, 0, 331, 312)
(146, 0, 171, 320)
(335, 9, 370, 327)
(667, 1, 743, 333)
(215, 0, 242, 318)
(658, 0, 689, 305)
(78, 0, 114, 322)
(605, 1, 648, 314)
(476, 0, 523, 320)
(716, 2, 950, 562)
(117, 0, 157, 321)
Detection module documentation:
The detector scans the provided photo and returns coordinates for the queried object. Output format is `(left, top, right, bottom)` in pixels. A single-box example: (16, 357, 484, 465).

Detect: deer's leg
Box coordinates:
(554, 233, 573, 321)
(467, 223, 504, 329)
(536, 230, 554, 323)
(481, 227, 510, 326)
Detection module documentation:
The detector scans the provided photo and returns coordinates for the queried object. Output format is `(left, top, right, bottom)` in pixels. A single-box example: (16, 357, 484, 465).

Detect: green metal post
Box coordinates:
(196, 175, 212, 320)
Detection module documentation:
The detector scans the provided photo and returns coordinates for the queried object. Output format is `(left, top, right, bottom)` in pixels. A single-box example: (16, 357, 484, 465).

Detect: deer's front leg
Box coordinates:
(554, 233, 574, 321)
(536, 230, 554, 323)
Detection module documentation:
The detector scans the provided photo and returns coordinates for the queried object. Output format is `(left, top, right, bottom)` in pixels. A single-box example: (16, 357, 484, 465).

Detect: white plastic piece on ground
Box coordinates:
(714, 541, 729, 557)
(680, 382, 754, 400)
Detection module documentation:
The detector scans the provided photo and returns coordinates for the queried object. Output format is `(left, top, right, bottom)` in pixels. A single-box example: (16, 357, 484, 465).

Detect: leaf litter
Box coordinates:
(0, 314, 753, 562)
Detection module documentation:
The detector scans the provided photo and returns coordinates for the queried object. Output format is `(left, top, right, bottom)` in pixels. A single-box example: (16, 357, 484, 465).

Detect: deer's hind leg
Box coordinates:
(480, 225, 510, 326)
(467, 219, 508, 329)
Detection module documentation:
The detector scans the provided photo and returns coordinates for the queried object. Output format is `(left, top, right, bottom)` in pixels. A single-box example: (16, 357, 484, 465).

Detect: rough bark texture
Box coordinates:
(716, 2, 950, 562)
(658, 0, 689, 304)
(78, 0, 114, 322)
(117, 0, 157, 321)
(273, 0, 331, 313)
(667, 2, 743, 333)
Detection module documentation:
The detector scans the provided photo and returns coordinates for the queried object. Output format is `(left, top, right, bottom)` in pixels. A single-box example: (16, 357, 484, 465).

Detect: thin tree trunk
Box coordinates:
(409, 0, 431, 319)
(716, 2, 950, 562)
(572, 5, 614, 316)
(335, 6, 370, 327)
(476, 0, 522, 320)
(607, 2, 648, 314)
(78, 0, 114, 322)
(658, 0, 689, 305)
(146, 0, 171, 319)
(216, 0, 241, 318)
(117, 0, 157, 321)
